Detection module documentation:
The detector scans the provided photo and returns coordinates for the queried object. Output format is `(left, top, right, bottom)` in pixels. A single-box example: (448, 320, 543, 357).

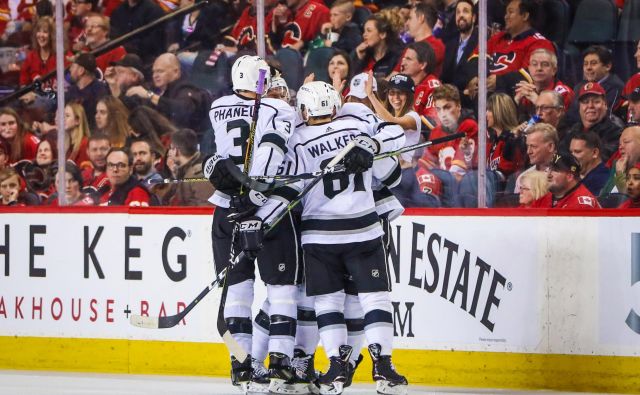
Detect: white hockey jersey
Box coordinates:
(207, 93, 296, 207)
(337, 102, 405, 220)
(288, 119, 383, 245)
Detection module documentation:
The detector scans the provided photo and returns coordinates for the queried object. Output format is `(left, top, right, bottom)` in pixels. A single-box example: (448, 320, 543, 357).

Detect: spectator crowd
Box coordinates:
(0, 0, 639, 209)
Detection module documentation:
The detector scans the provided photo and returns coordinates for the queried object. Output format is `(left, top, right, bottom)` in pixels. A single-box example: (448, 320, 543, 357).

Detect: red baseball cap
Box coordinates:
(578, 82, 606, 100)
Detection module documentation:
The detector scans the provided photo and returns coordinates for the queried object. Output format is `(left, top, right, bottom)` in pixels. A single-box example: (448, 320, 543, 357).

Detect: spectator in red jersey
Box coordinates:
(269, 0, 329, 52)
(514, 122, 557, 193)
(399, 41, 441, 119)
(81, 132, 111, 191)
(518, 170, 547, 208)
(327, 49, 353, 97)
(627, 88, 640, 125)
(569, 131, 609, 196)
(562, 82, 622, 162)
(418, 83, 478, 180)
(317, 0, 362, 54)
(395, 3, 444, 77)
(99, 147, 151, 206)
(49, 161, 96, 206)
(619, 162, 640, 208)
(230, 0, 276, 52)
(531, 151, 600, 209)
(465, 0, 554, 99)
(601, 125, 640, 196)
(74, 13, 126, 73)
(441, 0, 478, 97)
(67, 0, 98, 50)
(95, 95, 130, 148)
(515, 48, 574, 114)
(622, 41, 640, 108)
(565, 45, 625, 125)
(18, 16, 58, 105)
(0, 107, 40, 164)
(487, 93, 526, 184)
(353, 13, 403, 77)
(0, 137, 10, 171)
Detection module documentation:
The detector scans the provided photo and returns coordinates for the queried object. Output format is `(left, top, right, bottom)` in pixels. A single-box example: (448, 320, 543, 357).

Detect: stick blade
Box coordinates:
(129, 314, 159, 329)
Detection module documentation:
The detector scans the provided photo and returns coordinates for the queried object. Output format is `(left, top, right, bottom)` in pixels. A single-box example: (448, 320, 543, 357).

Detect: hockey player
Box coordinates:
(203, 55, 301, 394)
(246, 81, 408, 395)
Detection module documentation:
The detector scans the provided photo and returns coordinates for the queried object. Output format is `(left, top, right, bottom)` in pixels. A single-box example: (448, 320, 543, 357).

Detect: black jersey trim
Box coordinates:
(301, 212, 380, 233)
(260, 133, 288, 154)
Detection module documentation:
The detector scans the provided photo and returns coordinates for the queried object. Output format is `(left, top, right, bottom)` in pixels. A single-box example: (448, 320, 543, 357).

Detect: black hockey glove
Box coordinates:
(202, 154, 241, 194)
(238, 216, 264, 260)
(228, 189, 269, 221)
(343, 135, 378, 174)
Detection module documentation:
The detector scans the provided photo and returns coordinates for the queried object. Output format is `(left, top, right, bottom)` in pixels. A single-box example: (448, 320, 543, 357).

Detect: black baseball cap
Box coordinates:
(111, 54, 144, 75)
(74, 53, 97, 74)
(388, 74, 415, 94)
(551, 151, 581, 176)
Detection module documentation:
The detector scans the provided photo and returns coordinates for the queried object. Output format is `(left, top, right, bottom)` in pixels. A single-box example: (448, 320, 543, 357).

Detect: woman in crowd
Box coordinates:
(619, 162, 640, 208)
(32, 103, 91, 165)
(327, 49, 353, 97)
(19, 16, 59, 105)
(28, 137, 57, 199)
(48, 161, 96, 206)
(353, 12, 403, 77)
(95, 96, 130, 148)
(365, 72, 422, 166)
(486, 93, 526, 188)
(128, 105, 175, 152)
(518, 170, 548, 208)
(0, 107, 40, 164)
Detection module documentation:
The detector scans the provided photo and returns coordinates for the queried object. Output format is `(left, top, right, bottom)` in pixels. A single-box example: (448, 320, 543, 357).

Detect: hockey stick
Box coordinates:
(373, 132, 465, 160)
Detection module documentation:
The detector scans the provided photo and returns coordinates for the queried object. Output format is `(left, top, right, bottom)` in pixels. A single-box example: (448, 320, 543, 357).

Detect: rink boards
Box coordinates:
(0, 207, 639, 393)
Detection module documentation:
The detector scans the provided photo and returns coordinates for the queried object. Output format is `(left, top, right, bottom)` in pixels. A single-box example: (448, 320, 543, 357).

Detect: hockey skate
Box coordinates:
(368, 344, 408, 395)
(344, 353, 363, 388)
(316, 345, 352, 395)
(246, 358, 270, 394)
(291, 349, 319, 394)
(267, 352, 308, 394)
(231, 355, 252, 393)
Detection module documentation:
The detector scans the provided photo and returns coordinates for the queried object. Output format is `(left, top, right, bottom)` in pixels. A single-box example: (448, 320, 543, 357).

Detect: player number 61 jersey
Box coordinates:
(287, 118, 383, 245)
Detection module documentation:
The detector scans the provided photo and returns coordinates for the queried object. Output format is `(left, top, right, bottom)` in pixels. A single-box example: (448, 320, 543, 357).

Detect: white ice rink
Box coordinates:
(0, 370, 609, 395)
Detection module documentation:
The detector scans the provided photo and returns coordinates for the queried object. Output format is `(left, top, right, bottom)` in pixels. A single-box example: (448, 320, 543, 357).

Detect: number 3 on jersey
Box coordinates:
(320, 158, 365, 199)
(226, 119, 251, 165)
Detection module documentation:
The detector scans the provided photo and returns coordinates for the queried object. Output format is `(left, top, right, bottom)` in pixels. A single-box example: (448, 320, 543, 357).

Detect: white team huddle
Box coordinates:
(203, 55, 408, 395)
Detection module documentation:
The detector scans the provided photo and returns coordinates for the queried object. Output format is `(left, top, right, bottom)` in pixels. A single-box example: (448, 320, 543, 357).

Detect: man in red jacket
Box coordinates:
(99, 147, 151, 206)
(532, 151, 600, 209)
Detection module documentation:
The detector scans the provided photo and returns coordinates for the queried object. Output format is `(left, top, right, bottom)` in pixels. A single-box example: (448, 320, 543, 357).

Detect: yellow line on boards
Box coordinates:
(0, 337, 638, 393)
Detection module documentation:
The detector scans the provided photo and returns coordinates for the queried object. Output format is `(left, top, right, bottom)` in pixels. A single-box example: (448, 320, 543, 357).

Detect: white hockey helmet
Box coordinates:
(296, 81, 342, 122)
(267, 75, 290, 103)
(231, 55, 271, 94)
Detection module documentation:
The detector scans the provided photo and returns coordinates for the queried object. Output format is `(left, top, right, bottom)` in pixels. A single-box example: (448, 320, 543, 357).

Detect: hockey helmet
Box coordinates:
(296, 81, 342, 122)
(231, 55, 271, 94)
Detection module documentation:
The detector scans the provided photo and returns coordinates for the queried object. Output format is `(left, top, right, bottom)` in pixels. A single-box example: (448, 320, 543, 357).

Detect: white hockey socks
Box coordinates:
(358, 291, 394, 355)
(315, 290, 347, 358)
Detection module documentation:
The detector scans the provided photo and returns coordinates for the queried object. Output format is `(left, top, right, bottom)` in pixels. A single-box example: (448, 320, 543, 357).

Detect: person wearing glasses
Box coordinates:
(75, 13, 127, 73)
(534, 90, 571, 141)
(99, 147, 151, 206)
(514, 48, 574, 116)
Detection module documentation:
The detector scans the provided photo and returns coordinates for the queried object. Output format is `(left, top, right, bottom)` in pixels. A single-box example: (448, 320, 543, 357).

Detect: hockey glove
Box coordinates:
(228, 189, 269, 221)
(343, 135, 378, 174)
(203, 154, 241, 194)
(238, 216, 264, 260)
